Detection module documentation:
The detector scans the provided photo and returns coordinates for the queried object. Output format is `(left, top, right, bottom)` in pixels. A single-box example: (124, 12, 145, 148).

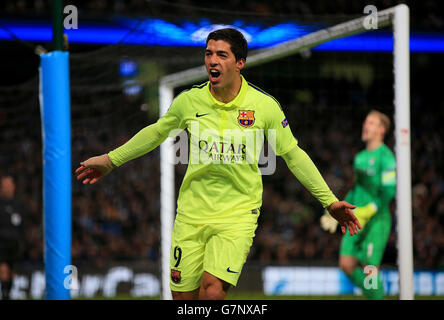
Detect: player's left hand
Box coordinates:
(327, 201, 361, 236)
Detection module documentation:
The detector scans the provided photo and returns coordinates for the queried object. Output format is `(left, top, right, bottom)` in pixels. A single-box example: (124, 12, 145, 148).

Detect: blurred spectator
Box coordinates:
(0, 175, 28, 299)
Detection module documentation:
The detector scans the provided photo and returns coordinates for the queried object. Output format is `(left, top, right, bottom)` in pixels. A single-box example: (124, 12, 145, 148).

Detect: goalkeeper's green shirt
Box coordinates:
(345, 143, 396, 219)
(109, 75, 337, 224)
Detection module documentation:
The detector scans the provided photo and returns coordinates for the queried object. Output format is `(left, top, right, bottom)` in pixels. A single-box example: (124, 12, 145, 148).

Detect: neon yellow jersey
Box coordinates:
(156, 75, 298, 224)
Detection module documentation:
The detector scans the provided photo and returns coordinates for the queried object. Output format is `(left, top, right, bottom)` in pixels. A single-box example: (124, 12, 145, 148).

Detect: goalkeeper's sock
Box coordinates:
(364, 273, 384, 300)
(349, 268, 384, 300)
(348, 267, 366, 291)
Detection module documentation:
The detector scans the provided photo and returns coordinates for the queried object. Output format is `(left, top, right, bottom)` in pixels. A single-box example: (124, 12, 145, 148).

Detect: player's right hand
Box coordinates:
(75, 154, 115, 185)
(320, 210, 338, 233)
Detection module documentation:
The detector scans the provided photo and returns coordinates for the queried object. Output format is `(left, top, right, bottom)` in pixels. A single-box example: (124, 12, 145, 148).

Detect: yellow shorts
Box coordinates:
(169, 218, 258, 292)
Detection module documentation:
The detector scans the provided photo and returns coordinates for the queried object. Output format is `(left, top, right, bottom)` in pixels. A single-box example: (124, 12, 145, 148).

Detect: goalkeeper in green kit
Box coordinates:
(321, 110, 396, 300)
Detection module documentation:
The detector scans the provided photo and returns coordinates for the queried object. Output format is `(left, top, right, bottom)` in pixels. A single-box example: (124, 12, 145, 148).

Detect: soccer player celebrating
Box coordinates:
(76, 28, 361, 300)
(321, 110, 396, 300)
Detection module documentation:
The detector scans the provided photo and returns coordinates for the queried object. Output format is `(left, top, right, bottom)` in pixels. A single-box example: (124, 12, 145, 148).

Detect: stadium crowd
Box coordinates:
(0, 0, 443, 272)
(1, 0, 444, 31)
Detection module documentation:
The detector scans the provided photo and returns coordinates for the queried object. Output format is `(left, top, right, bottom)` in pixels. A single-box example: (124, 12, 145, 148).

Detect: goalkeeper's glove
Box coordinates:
(352, 202, 378, 229)
(320, 210, 338, 233)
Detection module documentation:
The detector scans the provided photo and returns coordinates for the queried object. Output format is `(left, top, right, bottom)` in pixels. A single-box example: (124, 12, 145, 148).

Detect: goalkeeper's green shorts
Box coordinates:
(339, 212, 391, 266)
(169, 218, 258, 292)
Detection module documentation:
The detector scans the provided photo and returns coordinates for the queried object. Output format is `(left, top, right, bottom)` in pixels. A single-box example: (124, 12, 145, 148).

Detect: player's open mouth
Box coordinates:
(209, 69, 221, 81)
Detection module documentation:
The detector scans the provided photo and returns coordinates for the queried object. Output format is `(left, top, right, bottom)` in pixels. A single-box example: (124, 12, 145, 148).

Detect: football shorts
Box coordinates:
(170, 217, 258, 292)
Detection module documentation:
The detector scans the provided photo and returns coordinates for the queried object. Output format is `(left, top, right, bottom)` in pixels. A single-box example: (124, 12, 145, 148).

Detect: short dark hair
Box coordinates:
(206, 28, 248, 62)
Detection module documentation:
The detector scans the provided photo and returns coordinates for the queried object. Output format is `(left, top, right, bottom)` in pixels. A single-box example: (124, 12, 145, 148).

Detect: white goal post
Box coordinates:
(158, 4, 413, 300)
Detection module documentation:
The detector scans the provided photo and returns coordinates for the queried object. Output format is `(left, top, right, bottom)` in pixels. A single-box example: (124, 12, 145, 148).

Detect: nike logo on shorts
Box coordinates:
(196, 112, 209, 117)
(226, 267, 238, 273)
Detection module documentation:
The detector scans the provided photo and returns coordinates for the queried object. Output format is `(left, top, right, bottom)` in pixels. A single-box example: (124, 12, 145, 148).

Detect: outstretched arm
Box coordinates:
(76, 91, 187, 185)
(282, 145, 361, 235)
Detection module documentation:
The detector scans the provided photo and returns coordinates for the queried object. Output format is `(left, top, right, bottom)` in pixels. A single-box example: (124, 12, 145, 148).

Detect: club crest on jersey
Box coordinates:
(281, 118, 288, 128)
(238, 110, 255, 128)
(171, 269, 181, 284)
